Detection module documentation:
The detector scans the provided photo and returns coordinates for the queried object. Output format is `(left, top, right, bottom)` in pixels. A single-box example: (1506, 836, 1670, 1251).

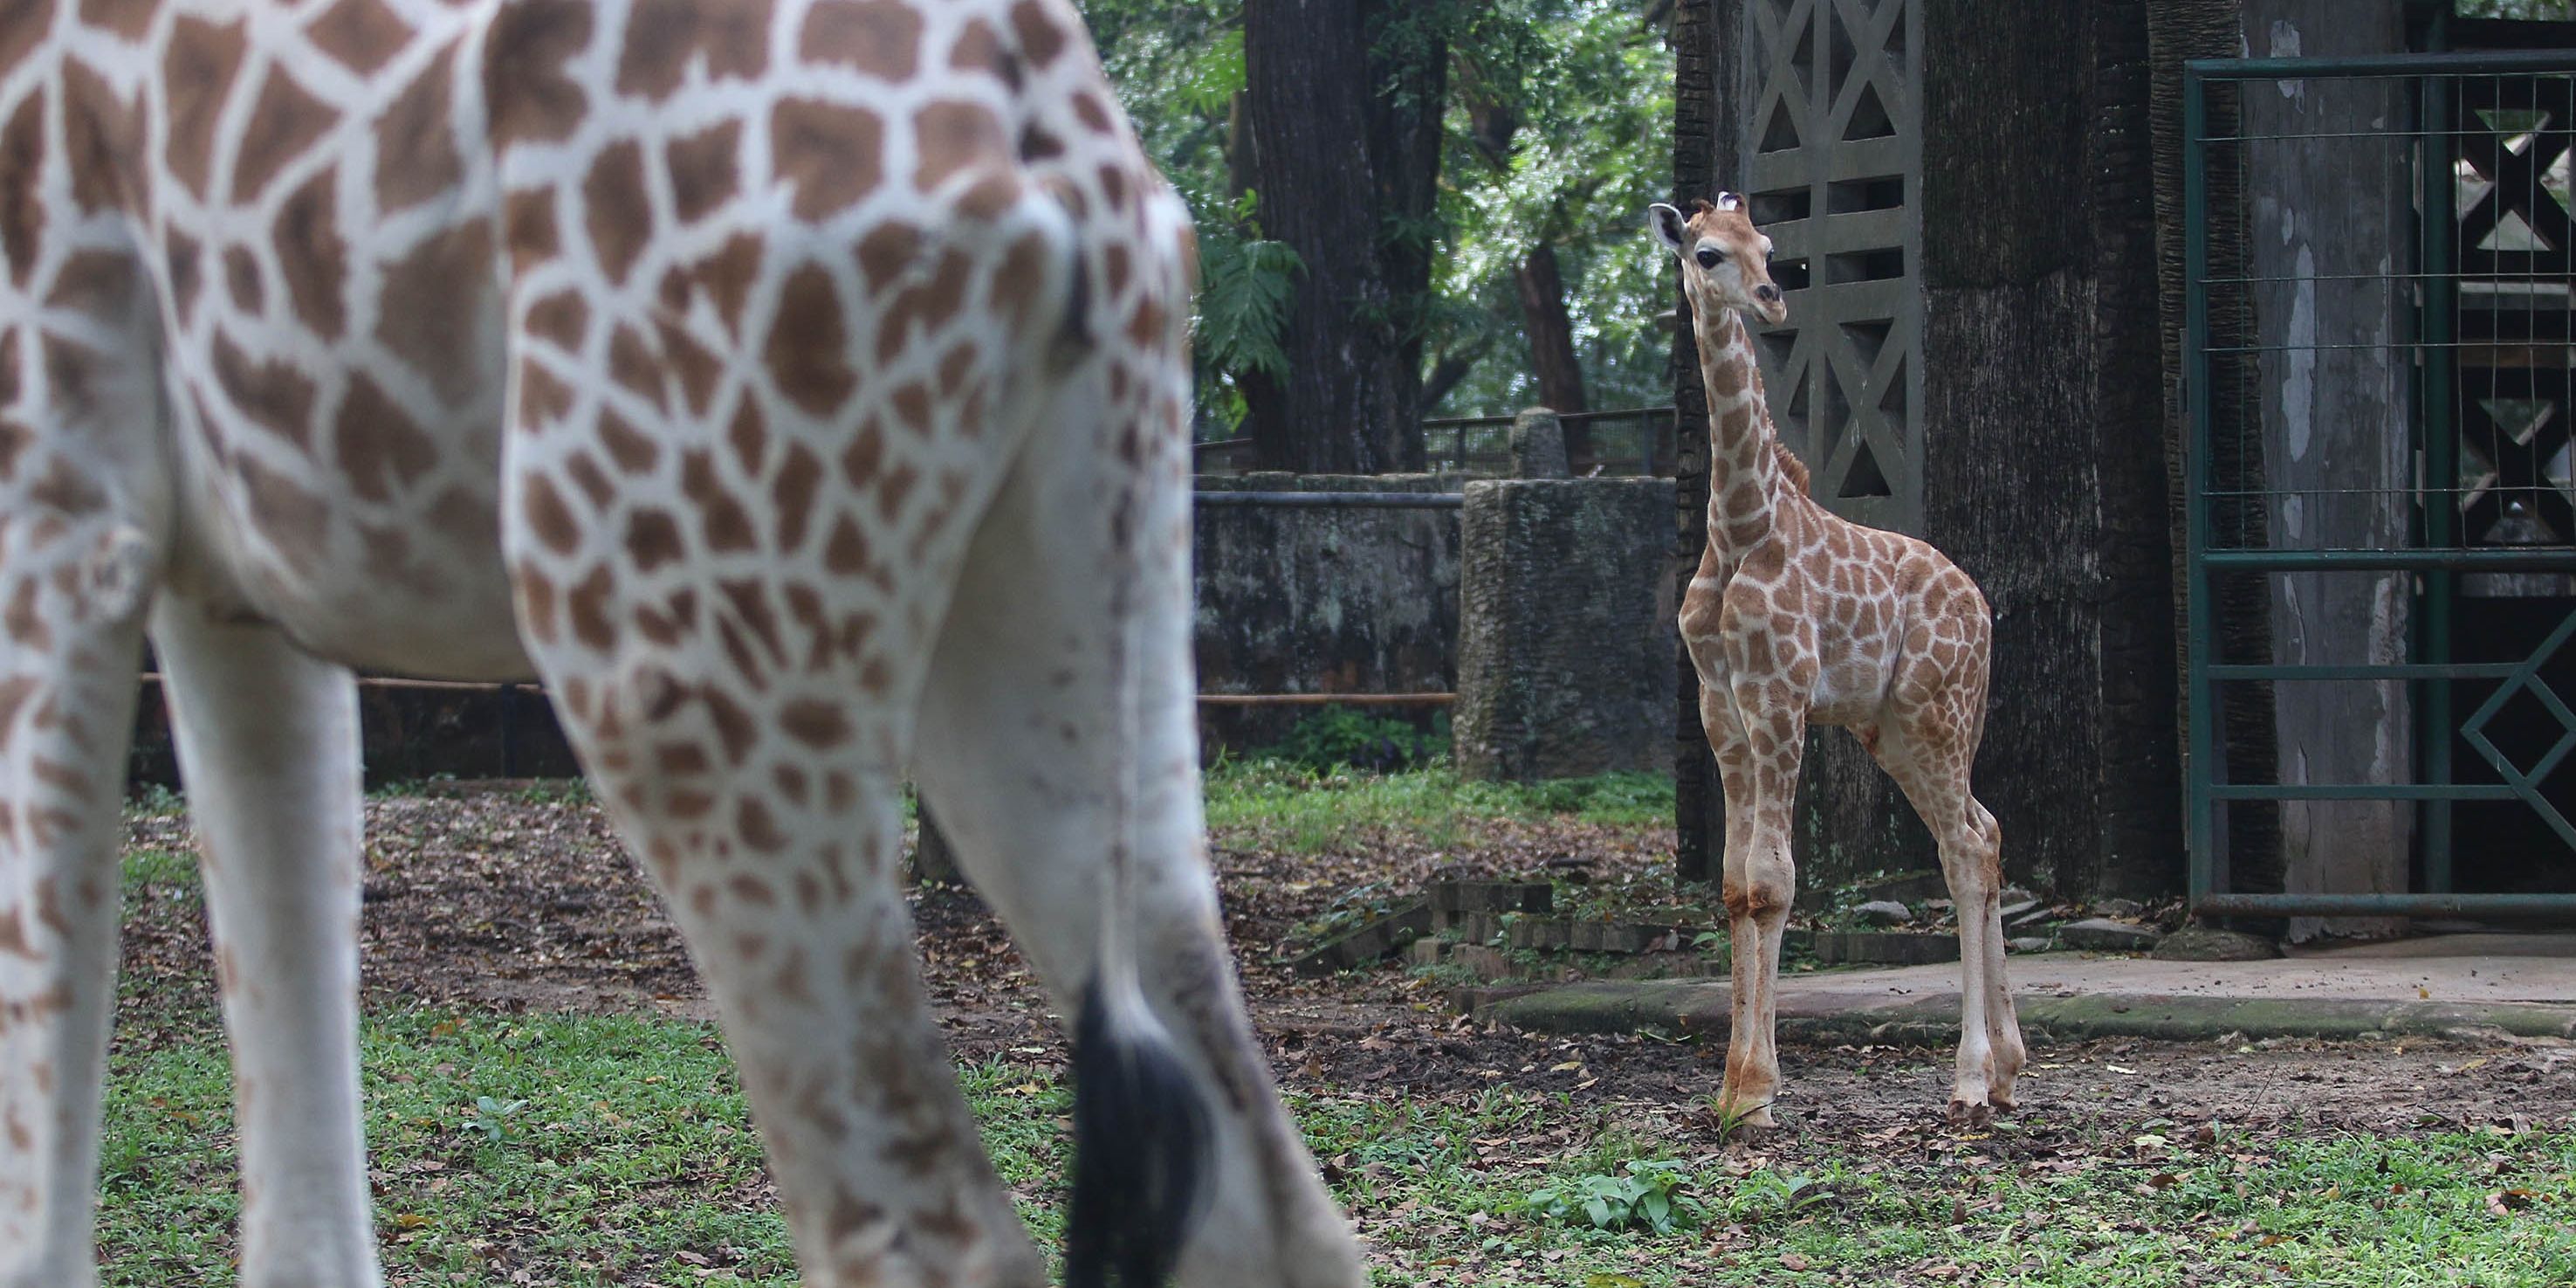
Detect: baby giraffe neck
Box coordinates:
(1695, 305, 1783, 553)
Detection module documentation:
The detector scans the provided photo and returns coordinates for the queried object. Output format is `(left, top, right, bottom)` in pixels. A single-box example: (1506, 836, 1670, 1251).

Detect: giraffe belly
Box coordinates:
(159, 242, 532, 680)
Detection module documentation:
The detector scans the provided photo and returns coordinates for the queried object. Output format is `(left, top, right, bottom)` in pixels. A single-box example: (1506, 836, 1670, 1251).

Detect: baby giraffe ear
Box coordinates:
(1648, 203, 1689, 252)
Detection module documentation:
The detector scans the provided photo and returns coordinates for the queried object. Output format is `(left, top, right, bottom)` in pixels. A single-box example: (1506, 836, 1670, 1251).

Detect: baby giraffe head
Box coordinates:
(1649, 193, 1785, 327)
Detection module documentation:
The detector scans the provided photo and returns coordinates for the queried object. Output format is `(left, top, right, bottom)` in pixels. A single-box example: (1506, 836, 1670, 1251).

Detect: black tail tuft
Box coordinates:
(1066, 975, 1211, 1288)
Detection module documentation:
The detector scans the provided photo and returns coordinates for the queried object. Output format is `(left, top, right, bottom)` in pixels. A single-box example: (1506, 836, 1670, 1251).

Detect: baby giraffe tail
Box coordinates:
(1066, 971, 1212, 1287)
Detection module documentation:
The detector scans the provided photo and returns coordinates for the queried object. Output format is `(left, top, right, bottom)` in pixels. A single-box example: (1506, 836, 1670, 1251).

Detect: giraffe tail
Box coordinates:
(1065, 968, 1211, 1288)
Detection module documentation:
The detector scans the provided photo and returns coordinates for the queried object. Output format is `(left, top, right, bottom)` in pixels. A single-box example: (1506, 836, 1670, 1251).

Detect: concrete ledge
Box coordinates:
(1466, 978, 2576, 1046)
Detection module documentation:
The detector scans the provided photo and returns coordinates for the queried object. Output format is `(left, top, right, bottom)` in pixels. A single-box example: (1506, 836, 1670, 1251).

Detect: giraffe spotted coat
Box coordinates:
(0, 2, 1364, 1285)
(1652, 195, 2026, 1129)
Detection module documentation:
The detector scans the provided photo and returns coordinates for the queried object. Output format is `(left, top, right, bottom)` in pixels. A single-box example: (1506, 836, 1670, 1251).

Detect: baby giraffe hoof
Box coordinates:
(1714, 1101, 1777, 1140)
(1946, 1097, 1994, 1130)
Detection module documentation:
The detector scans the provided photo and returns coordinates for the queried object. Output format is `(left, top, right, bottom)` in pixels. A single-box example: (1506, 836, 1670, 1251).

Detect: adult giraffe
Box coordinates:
(0, 1, 1364, 1285)
(1652, 194, 2024, 1130)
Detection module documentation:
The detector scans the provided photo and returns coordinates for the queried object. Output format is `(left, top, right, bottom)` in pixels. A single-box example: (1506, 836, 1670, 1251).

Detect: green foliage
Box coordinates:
(2456, 0, 2576, 17)
(460, 1095, 530, 1146)
(1266, 706, 1449, 774)
(1525, 1159, 1706, 1233)
(1079, 0, 1677, 436)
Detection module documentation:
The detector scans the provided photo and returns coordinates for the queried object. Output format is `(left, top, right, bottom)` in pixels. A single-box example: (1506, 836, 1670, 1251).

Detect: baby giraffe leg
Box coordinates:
(1716, 692, 1805, 1128)
(1876, 724, 2023, 1125)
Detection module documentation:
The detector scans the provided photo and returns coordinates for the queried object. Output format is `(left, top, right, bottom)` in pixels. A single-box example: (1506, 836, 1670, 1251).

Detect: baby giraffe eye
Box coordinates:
(1695, 247, 1724, 269)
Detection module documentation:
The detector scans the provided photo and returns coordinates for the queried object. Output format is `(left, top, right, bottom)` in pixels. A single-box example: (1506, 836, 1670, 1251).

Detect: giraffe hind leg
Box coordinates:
(149, 597, 381, 1288)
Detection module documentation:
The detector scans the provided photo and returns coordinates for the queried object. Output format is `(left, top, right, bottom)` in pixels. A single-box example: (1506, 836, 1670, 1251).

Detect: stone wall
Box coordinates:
(1191, 472, 1464, 752)
(1453, 479, 1678, 781)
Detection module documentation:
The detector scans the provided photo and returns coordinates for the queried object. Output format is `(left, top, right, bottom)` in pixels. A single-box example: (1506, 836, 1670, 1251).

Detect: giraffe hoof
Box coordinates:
(1946, 1098, 1993, 1130)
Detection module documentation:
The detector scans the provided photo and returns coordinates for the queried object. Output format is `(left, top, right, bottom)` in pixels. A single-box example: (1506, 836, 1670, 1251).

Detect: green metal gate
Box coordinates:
(2185, 50, 2576, 919)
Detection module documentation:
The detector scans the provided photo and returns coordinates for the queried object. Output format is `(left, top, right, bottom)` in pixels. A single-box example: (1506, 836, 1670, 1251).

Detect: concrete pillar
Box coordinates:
(1454, 479, 1676, 781)
(1510, 408, 1570, 479)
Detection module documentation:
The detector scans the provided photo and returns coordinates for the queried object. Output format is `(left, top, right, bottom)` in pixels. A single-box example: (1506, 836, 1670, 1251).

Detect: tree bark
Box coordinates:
(1515, 243, 1591, 462)
(1242, 0, 1439, 473)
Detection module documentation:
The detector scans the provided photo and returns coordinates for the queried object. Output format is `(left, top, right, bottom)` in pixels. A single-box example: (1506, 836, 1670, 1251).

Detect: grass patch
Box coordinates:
(1204, 758, 1673, 852)
(93, 1009, 2576, 1286)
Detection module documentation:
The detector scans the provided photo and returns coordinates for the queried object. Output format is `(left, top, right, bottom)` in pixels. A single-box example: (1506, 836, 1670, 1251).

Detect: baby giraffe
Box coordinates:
(1651, 195, 2024, 1127)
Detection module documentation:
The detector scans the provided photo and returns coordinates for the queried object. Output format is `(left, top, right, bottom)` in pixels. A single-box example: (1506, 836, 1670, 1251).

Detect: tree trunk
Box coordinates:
(1515, 242, 1590, 461)
(1242, 0, 1439, 473)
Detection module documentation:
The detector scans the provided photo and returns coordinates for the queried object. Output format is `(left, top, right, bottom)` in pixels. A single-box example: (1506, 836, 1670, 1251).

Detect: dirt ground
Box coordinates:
(114, 784, 2576, 1161)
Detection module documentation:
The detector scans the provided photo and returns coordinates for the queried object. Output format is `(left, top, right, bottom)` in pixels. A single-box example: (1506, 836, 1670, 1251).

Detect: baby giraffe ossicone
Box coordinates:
(1651, 194, 2024, 1126)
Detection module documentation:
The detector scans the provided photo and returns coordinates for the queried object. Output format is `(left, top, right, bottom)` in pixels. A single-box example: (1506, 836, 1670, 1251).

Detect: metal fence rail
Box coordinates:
(2184, 50, 2576, 918)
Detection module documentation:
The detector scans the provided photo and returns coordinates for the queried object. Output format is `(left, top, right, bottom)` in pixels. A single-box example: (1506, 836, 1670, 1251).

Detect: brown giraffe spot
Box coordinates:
(566, 450, 614, 508)
(519, 474, 580, 554)
(0, 0, 51, 84)
(60, 60, 140, 216)
(765, 265, 854, 417)
(725, 397, 767, 472)
(618, 0, 770, 100)
(1070, 90, 1114, 135)
(515, 355, 574, 429)
(623, 508, 683, 572)
(677, 233, 761, 338)
(911, 99, 1004, 193)
(376, 41, 464, 214)
(820, 513, 869, 576)
(773, 444, 820, 549)
(663, 120, 740, 225)
(876, 247, 972, 362)
(679, 451, 758, 552)
(702, 686, 756, 764)
(986, 231, 1048, 328)
(305, 0, 412, 73)
(0, 325, 17, 407)
(3, 580, 50, 650)
(41, 332, 106, 417)
(608, 325, 659, 405)
(503, 186, 560, 274)
(1097, 162, 1129, 213)
(654, 741, 710, 775)
(0, 93, 43, 289)
(1019, 122, 1064, 162)
(872, 459, 916, 520)
(1124, 298, 1167, 348)
(333, 373, 437, 502)
(656, 318, 723, 415)
(524, 289, 588, 354)
(482, 0, 591, 146)
(935, 342, 976, 398)
(1103, 243, 1132, 300)
(234, 456, 332, 574)
(271, 169, 349, 341)
(27, 454, 103, 515)
(949, 17, 1018, 86)
(230, 64, 340, 205)
(44, 249, 137, 317)
(1705, 353, 1747, 398)
(718, 579, 785, 665)
(598, 406, 658, 473)
(773, 762, 809, 806)
(854, 220, 917, 293)
(223, 245, 263, 314)
(770, 97, 883, 222)
(837, 416, 883, 483)
(375, 220, 495, 403)
(1007, 0, 1067, 65)
(779, 698, 848, 748)
(889, 381, 931, 433)
(77, 0, 155, 40)
(564, 563, 617, 651)
(582, 140, 652, 285)
(210, 332, 319, 451)
(735, 800, 787, 853)
(799, 0, 919, 79)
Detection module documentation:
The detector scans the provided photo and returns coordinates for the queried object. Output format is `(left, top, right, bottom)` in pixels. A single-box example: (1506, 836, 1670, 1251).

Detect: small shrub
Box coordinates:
(1269, 706, 1448, 774)
(461, 1095, 529, 1145)
(1525, 1160, 1705, 1234)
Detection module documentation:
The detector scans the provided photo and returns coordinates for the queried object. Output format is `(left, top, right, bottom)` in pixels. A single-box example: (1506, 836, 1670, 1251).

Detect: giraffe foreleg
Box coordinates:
(0, 500, 157, 1288)
(1715, 687, 1803, 1131)
(148, 597, 381, 1288)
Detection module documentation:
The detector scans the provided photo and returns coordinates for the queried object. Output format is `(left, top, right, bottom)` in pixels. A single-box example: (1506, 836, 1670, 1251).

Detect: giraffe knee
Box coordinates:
(1721, 858, 1796, 920)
